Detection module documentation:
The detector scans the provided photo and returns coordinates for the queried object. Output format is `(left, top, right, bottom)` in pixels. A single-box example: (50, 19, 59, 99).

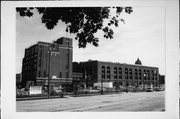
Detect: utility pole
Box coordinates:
(101, 78, 103, 95)
(47, 44, 52, 99)
(84, 70, 87, 89)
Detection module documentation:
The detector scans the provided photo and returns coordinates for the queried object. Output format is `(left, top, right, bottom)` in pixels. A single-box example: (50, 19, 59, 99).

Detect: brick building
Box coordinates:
(21, 36, 160, 91)
(16, 73, 22, 88)
(73, 59, 160, 90)
(21, 37, 73, 89)
(159, 74, 165, 85)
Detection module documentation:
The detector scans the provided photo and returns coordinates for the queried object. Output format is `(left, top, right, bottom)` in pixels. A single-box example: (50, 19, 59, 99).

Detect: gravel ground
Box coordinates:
(17, 91, 165, 112)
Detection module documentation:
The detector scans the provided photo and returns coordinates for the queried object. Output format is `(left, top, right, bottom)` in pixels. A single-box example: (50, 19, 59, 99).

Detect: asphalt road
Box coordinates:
(16, 91, 165, 112)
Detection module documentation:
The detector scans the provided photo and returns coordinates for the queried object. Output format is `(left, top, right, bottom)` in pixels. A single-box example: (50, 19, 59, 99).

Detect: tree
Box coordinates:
(16, 7, 133, 48)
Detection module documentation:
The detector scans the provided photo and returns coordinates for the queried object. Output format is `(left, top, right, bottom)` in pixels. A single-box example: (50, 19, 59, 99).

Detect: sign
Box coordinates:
(94, 82, 113, 88)
(52, 75, 57, 79)
(29, 86, 42, 95)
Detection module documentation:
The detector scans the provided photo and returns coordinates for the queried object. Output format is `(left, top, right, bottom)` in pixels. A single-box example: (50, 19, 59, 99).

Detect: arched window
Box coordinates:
(129, 68, 133, 79)
(125, 68, 128, 79)
(135, 69, 138, 79)
(139, 69, 142, 80)
(144, 69, 146, 80)
(154, 70, 158, 76)
(101, 66, 105, 79)
(119, 67, 122, 79)
(147, 70, 150, 80)
(107, 66, 110, 79)
(151, 70, 154, 80)
(114, 67, 117, 79)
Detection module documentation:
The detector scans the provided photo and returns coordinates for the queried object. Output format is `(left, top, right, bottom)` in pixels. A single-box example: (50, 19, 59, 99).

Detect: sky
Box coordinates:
(16, 7, 165, 75)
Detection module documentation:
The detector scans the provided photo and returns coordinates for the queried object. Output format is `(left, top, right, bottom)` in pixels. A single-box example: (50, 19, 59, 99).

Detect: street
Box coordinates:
(16, 91, 165, 112)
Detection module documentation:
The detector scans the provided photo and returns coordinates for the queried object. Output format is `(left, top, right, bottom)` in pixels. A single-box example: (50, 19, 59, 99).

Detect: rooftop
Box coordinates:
(78, 59, 158, 69)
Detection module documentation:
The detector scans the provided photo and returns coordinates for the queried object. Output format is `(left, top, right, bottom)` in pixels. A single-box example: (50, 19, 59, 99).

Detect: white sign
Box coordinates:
(52, 75, 57, 79)
(94, 82, 113, 88)
(29, 86, 42, 95)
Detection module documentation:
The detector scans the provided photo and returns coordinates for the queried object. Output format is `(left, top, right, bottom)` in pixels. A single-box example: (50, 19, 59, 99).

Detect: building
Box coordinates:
(73, 59, 160, 90)
(159, 74, 165, 85)
(21, 37, 73, 90)
(21, 36, 160, 91)
(16, 73, 22, 88)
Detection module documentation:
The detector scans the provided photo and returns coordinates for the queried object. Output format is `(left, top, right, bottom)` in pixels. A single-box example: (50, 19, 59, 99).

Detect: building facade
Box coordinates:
(16, 73, 22, 88)
(73, 59, 159, 89)
(21, 36, 160, 91)
(159, 74, 165, 85)
(21, 37, 73, 89)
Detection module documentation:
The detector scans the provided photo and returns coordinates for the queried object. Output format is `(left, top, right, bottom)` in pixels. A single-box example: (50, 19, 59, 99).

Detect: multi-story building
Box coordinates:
(159, 74, 165, 85)
(73, 59, 159, 89)
(16, 73, 22, 88)
(21, 37, 73, 89)
(21, 36, 160, 91)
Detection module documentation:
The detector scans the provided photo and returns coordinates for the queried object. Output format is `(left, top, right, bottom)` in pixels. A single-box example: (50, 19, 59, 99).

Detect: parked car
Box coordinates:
(146, 88, 153, 92)
(154, 87, 164, 91)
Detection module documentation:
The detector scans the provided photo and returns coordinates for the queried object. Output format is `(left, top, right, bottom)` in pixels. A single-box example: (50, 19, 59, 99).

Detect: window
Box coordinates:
(101, 66, 105, 79)
(114, 67, 117, 79)
(139, 69, 141, 80)
(143, 69, 146, 80)
(119, 67, 122, 79)
(107, 66, 110, 79)
(135, 69, 138, 79)
(147, 70, 150, 80)
(151, 70, 154, 77)
(129, 69, 132, 79)
(154, 70, 158, 76)
(59, 72, 62, 78)
(125, 68, 128, 79)
(107, 66, 110, 73)
(67, 40, 70, 46)
(101, 74, 105, 79)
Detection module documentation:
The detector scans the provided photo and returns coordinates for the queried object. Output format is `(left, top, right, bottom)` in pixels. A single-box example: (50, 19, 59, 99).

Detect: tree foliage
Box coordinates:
(16, 7, 133, 48)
